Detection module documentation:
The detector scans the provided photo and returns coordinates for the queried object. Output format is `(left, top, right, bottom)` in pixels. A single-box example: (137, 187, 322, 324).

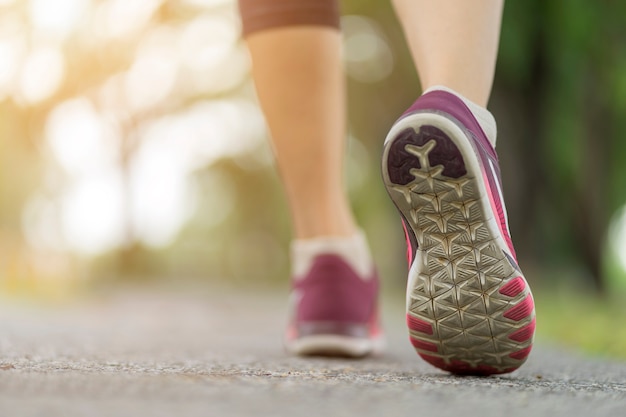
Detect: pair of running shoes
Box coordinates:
(284, 86, 536, 376)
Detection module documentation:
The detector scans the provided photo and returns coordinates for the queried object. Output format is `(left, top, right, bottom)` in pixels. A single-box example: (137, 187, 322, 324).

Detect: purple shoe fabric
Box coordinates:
(286, 253, 381, 351)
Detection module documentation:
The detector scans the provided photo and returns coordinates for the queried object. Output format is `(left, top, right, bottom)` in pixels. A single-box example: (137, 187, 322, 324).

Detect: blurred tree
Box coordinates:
(495, 0, 626, 291)
(2, 0, 626, 293)
(0, 0, 258, 284)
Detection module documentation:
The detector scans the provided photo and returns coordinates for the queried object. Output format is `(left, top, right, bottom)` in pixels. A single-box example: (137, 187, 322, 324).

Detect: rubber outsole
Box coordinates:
(382, 112, 535, 375)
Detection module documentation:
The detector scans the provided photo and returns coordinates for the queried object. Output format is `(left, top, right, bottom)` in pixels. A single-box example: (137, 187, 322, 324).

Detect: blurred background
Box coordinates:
(1, 0, 626, 357)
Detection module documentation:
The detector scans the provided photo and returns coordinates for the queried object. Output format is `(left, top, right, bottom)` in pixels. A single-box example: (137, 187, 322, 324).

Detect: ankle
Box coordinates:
(290, 230, 374, 278)
(293, 223, 359, 240)
(422, 85, 497, 148)
(290, 200, 359, 239)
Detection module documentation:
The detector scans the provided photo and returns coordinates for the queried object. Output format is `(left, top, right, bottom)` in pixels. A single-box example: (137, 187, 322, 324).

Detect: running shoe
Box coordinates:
(284, 232, 384, 357)
(381, 86, 535, 375)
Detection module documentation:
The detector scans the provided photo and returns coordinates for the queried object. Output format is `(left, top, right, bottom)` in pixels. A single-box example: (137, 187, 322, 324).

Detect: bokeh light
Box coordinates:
(342, 15, 394, 83)
(93, 0, 162, 40)
(609, 206, 626, 274)
(1, 0, 266, 287)
(60, 169, 126, 254)
(124, 27, 179, 112)
(18, 46, 65, 104)
(46, 98, 119, 176)
(29, 0, 88, 38)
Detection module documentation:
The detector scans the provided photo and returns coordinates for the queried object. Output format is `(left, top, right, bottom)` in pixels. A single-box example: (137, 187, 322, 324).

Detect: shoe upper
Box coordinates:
(288, 251, 380, 340)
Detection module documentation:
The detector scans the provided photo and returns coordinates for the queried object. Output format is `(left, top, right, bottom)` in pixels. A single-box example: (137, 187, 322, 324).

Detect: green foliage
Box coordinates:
(535, 286, 626, 358)
(495, 0, 626, 289)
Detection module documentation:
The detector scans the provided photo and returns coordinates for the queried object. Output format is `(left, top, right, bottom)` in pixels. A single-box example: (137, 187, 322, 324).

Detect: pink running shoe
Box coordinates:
(382, 86, 535, 375)
(284, 233, 384, 357)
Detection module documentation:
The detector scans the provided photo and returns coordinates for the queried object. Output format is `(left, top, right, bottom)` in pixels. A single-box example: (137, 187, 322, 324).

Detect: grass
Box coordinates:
(534, 286, 626, 359)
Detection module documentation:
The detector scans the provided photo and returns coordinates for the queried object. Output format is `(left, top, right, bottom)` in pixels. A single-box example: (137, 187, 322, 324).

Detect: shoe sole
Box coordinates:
(285, 334, 386, 358)
(382, 112, 535, 375)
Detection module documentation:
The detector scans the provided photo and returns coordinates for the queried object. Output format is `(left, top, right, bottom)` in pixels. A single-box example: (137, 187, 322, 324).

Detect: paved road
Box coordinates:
(0, 285, 625, 417)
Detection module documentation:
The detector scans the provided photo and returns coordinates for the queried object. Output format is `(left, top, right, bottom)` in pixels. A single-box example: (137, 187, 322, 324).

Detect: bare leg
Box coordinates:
(242, 14, 381, 358)
(246, 27, 357, 239)
(392, 0, 504, 106)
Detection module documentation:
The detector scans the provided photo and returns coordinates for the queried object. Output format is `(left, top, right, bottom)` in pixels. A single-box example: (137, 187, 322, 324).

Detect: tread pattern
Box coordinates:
(384, 124, 535, 375)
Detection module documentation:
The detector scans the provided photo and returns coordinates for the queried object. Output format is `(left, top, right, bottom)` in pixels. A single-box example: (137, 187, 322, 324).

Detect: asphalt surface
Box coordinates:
(0, 285, 625, 417)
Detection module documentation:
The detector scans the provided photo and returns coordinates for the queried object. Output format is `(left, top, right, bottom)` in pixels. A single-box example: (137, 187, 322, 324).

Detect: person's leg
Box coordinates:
(238, 0, 382, 357)
(392, 0, 504, 107)
(383, 0, 535, 375)
(241, 4, 355, 240)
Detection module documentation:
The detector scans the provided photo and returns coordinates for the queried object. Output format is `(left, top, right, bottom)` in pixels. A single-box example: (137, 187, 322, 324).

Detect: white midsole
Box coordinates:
(285, 334, 386, 357)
